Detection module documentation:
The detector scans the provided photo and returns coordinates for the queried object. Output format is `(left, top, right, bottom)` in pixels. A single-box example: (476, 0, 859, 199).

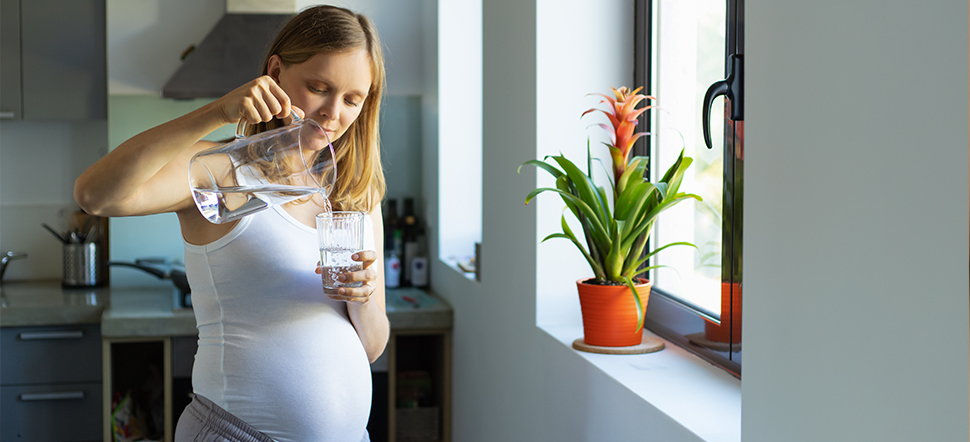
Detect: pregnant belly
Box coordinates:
(201, 323, 373, 442)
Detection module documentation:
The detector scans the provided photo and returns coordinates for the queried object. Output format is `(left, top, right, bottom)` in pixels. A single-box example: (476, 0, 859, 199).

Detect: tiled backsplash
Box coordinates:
(1, 95, 423, 286)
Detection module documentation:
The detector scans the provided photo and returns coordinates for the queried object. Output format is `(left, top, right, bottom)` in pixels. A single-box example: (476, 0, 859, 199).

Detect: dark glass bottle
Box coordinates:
(402, 198, 418, 286)
(383, 199, 398, 251)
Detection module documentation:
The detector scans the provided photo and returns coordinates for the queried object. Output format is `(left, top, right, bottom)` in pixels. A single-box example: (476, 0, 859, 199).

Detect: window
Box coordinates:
(635, 0, 743, 376)
(437, 0, 483, 279)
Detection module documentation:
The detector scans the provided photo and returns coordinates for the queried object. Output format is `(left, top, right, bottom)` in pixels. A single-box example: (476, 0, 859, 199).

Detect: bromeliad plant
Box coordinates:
(521, 87, 701, 332)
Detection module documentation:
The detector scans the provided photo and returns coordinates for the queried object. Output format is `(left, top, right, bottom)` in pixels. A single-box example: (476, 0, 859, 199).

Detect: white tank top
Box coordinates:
(183, 204, 375, 442)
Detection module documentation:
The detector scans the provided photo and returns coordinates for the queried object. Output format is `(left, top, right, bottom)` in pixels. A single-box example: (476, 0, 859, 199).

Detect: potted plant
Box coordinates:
(521, 86, 700, 348)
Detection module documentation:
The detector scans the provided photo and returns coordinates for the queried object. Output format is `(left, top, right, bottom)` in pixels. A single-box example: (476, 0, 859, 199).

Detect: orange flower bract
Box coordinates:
(582, 86, 656, 191)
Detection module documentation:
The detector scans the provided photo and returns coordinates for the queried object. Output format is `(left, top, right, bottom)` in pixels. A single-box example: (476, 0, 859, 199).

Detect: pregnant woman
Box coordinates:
(74, 5, 389, 441)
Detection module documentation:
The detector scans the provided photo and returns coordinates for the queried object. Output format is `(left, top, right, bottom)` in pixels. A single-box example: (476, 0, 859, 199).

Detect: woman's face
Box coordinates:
(270, 49, 373, 142)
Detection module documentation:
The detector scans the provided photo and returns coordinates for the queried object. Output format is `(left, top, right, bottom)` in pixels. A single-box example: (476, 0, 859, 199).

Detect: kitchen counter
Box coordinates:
(100, 287, 197, 337)
(386, 287, 453, 330)
(0, 281, 452, 336)
(0, 281, 109, 327)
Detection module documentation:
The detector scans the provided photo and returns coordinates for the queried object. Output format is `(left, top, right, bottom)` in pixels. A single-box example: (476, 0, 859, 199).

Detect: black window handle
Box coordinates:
(702, 54, 743, 149)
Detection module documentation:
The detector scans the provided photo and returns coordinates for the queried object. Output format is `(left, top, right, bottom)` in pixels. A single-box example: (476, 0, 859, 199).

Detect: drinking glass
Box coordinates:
(189, 111, 337, 224)
(317, 211, 365, 294)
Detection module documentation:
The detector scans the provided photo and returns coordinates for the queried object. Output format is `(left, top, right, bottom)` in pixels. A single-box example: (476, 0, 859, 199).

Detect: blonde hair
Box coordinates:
(252, 5, 386, 213)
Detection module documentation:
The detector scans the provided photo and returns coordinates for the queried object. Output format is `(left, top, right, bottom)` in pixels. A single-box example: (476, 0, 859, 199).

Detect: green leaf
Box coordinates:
(622, 227, 654, 274)
(666, 157, 692, 197)
(658, 149, 693, 198)
(615, 181, 655, 222)
(659, 148, 686, 185)
(604, 218, 626, 279)
(542, 232, 602, 278)
(591, 157, 615, 190)
(631, 264, 670, 280)
(616, 156, 645, 196)
(595, 185, 611, 226)
(549, 155, 611, 236)
(624, 193, 703, 244)
(628, 155, 650, 167)
(622, 276, 645, 333)
(624, 242, 697, 276)
(523, 187, 555, 205)
(555, 175, 582, 221)
(653, 182, 668, 201)
(525, 186, 611, 248)
(560, 215, 606, 279)
(519, 159, 565, 180)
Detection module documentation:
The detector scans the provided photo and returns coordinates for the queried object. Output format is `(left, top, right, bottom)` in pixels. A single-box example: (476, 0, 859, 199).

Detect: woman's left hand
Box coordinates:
(316, 250, 379, 304)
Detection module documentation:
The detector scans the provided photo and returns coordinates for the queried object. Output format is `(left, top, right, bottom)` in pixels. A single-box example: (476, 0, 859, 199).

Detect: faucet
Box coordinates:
(0, 252, 28, 285)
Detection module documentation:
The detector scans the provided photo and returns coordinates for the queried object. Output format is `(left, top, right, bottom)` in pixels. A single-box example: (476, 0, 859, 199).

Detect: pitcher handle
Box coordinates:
(235, 110, 302, 139)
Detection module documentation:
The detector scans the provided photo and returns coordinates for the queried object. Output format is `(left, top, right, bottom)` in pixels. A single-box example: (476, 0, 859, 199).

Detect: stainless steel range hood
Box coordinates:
(161, 1, 295, 99)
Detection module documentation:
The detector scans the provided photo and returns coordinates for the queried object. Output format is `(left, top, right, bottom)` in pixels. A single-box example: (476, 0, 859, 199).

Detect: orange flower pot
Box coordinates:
(703, 282, 742, 343)
(577, 278, 652, 347)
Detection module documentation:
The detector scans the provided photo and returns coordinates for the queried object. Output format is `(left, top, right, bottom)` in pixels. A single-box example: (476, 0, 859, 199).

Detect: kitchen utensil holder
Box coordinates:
(63, 243, 104, 287)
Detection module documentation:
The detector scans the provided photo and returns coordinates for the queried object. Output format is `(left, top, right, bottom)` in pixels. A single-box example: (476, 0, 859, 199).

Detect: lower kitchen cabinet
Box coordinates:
(1, 382, 103, 441)
(388, 330, 452, 442)
(0, 324, 102, 441)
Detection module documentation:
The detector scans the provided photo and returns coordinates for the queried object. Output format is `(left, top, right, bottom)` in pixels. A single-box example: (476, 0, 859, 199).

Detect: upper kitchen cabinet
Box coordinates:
(0, 0, 20, 119)
(0, 0, 106, 120)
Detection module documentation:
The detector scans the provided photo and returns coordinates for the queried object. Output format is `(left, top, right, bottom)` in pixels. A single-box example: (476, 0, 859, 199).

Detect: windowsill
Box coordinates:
(538, 324, 741, 442)
(441, 256, 477, 282)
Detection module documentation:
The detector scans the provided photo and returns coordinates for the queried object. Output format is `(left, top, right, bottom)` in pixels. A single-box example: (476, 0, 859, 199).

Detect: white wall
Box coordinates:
(319, 0, 425, 97)
(535, 0, 634, 327)
(743, 0, 969, 441)
(430, 1, 708, 441)
(436, 0, 482, 264)
(429, 0, 969, 441)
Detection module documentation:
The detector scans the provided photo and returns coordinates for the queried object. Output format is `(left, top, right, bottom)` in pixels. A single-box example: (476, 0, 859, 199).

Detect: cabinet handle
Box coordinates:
(19, 391, 85, 401)
(18, 330, 84, 340)
(0, 111, 14, 119)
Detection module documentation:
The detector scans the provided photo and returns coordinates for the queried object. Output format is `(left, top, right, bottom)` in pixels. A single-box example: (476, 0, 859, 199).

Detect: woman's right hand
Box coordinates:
(215, 75, 305, 125)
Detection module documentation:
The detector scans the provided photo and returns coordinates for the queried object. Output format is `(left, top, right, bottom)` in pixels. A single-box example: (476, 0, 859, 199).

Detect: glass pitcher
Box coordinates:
(188, 112, 336, 224)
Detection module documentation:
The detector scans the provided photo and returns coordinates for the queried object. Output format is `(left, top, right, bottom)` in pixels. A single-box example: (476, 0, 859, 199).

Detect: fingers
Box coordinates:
(352, 250, 379, 267)
(313, 253, 376, 280)
(327, 283, 375, 304)
(263, 78, 292, 120)
(336, 251, 378, 285)
(335, 265, 377, 286)
(224, 76, 293, 125)
(245, 78, 289, 123)
(324, 250, 379, 304)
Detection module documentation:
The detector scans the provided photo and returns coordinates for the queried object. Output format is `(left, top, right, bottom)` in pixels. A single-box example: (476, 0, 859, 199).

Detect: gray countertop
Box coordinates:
(0, 282, 109, 327)
(385, 287, 454, 331)
(1, 281, 452, 337)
